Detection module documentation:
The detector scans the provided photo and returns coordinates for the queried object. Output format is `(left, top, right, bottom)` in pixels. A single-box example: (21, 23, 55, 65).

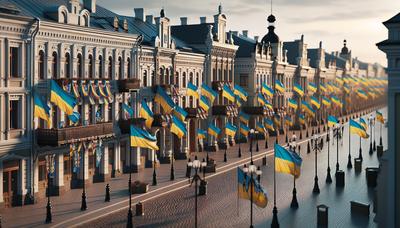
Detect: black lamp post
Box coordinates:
(373, 119, 376, 151)
(170, 150, 175, 181)
(312, 134, 322, 194)
(238, 123, 242, 158)
(379, 118, 383, 146)
(326, 130, 332, 183)
(243, 161, 262, 228)
(358, 137, 363, 161)
(188, 156, 207, 228)
(256, 132, 259, 152)
(333, 124, 342, 172)
(81, 149, 87, 211)
(127, 148, 133, 228)
(152, 152, 157, 186)
(368, 115, 374, 155)
(289, 141, 298, 208)
(249, 129, 254, 152)
(45, 155, 54, 223)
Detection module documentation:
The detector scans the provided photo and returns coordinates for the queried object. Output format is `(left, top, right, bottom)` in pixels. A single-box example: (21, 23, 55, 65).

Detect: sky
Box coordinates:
(97, 0, 400, 67)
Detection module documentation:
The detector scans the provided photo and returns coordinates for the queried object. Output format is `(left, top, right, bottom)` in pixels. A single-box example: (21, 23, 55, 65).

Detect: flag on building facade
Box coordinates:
(130, 125, 159, 150)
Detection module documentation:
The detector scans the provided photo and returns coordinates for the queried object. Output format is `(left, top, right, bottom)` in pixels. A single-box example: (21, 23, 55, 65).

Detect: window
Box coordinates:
(88, 55, 93, 78)
(10, 47, 19, 78)
(52, 52, 58, 79)
(189, 72, 193, 84)
(9, 100, 20, 129)
(65, 53, 71, 78)
(77, 53, 83, 78)
(143, 70, 147, 87)
(61, 11, 67, 23)
(52, 107, 58, 129)
(196, 73, 199, 86)
(108, 56, 113, 79)
(175, 72, 179, 86)
(182, 72, 186, 87)
(151, 70, 155, 85)
(38, 50, 45, 79)
(239, 74, 248, 87)
(159, 68, 164, 84)
(189, 96, 194, 108)
(98, 55, 103, 78)
(127, 57, 131, 78)
(118, 57, 123, 79)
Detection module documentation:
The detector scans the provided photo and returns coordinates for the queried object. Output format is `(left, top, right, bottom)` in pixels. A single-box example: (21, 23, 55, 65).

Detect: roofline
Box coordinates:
(0, 12, 33, 22)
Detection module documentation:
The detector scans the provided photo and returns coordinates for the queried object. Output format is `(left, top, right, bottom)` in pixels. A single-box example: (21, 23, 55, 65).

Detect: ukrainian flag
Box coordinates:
(293, 83, 304, 97)
(275, 80, 285, 93)
(331, 95, 342, 108)
(240, 124, 250, 137)
(285, 116, 293, 127)
(275, 144, 302, 178)
(336, 78, 344, 86)
(319, 83, 327, 93)
(222, 84, 235, 102)
(301, 101, 316, 117)
(174, 105, 188, 121)
(226, 122, 237, 137)
(186, 82, 199, 99)
(140, 101, 154, 128)
(154, 86, 175, 113)
(198, 129, 207, 139)
(201, 84, 217, 103)
(256, 122, 265, 133)
(237, 168, 269, 208)
(235, 95, 243, 107)
(199, 95, 211, 112)
(265, 100, 273, 111)
(122, 103, 134, 119)
(357, 89, 368, 100)
(34, 93, 50, 125)
(130, 125, 159, 150)
(322, 96, 331, 107)
(308, 82, 317, 93)
(274, 115, 281, 128)
(327, 82, 334, 93)
(171, 115, 187, 138)
(310, 96, 321, 109)
(68, 111, 80, 124)
(262, 83, 274, 98)
(327, 115, 339, 127)
(50, 80, 77, 115)
(257, 93, 268, 106)
(239, 111, 250, 124)
(350, 119, 369, 139)
(376, 111, 384, 124)
(208, 124, 221, 137)
(360, 117, 368, 131)
(299, 114, 306, 125)
(264, 118, 275, 131)
(288, 98, 298, 110)
(344, 84, 351, 94)
(234, 84, 248, 101)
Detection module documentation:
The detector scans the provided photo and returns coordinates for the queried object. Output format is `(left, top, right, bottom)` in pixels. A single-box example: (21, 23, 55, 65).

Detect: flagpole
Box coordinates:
(359, 136, 363, 160)
(271, 143, 279, 228)
(347, 121, 352, 168)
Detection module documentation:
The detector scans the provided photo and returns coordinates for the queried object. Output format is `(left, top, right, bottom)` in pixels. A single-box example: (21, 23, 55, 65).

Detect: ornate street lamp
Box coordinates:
(368, 115, 374, 155)
(326, 130, 332, 183)
(249, 129, 255, 159)
(289, 141, 299, 208)
(152, 152, 157, 186)
(188, 156, 207, 228)
(333, 123, 342, 172)
(81, 148, 87, 211)
(45, 154, 55, 223)
(312, 134, 322, 194)
(243, 162, 262, 228)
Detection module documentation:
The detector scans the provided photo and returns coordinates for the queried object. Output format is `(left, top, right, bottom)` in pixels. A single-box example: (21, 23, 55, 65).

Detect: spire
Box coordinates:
(341, 39, 349, 55)
(160, 8, 165, 18)
(218, 3, 222, 14)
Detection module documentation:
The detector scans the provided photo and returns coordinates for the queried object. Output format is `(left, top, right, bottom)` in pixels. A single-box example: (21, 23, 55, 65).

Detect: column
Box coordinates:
(33, 158, 39, 195)
(17, 159, 26, 206)
(160, 129, 166, 157)
(54, 153, 64, 195)
(97, 146, 110, 181)
(131, 147, 141, 173)
(79, 149, 89, 187)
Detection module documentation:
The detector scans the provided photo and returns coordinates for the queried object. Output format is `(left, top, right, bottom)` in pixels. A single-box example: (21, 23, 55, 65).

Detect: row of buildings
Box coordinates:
(0, 0, 385, 208)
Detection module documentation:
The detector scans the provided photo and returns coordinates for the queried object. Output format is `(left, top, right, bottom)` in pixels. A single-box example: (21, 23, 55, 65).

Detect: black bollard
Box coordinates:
(300, 131, 303, 140)
(306, 130, 309, 138)
(307, 141, 311, 154)
(186, 158, 191, 178)
(105, 184, 110, 202)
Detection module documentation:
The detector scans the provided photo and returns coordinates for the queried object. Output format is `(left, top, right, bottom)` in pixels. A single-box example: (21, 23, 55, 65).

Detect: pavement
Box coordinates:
(0, 107, 386, 228)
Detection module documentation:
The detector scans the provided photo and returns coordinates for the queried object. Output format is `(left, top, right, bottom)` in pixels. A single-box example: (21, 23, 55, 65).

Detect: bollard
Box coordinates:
(199, 180, 208, 196)
(366, 167, 379, 188)
(307, 141, 311, 154)
(377, 145, 383, 158)
(354, 158, 362, 173)
(105, 183, 110, 202)
(262, 155, 267, 166)
(136, 202, 144, 216)
(317, 204, 329, 227)
(186, 158, 191, 178)
(336, 170, 345, 187)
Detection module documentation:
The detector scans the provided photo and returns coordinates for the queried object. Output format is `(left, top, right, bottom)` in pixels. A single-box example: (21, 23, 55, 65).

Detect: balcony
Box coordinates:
(212, 81, 232, 91)
(242, 106, 267, 116)
(36, 122, 114, 146)
(118, 118, 146, 134)
(151, 84, 179, 96)
(118, 79, 141, 92)
(212, 105, 238, 117)
(184, 107, 207, 119)
(152, 114, 168, 128)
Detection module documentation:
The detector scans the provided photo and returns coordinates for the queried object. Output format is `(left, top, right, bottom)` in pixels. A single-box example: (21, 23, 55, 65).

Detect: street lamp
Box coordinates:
(81, 148, 87, 211)
(188, 156, 207, 228)
(127, 147, 134, 228)
(152, 152, 157, 186)
(45, 154, 55, 223)
(368, 115, 374, 155)
(243, 162, 262, 228)
(249, 129, 254, 153)
(333, 123, 342, 172)
(289, 141, 299, 208)
(256, 131, 259, 152)
(311, 134, 322, 194)
(326, 130, 332, 183)
(170, 150, 175, 181)
(224, 137, 228, 162)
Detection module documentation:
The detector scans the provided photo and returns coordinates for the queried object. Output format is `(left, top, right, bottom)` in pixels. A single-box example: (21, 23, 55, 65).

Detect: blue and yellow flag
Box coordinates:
(140, 101, 154, 128)
(310, 96, 321, 109)
(264, 118, 275, 131)
(50, 80, 77, 115)
(319, 83, 327, 93)
(336, 78, 344, 86)
(275, 79, 285, 93)
(235, 95, 243, 107)
(275, 144, 302, 178)
(237, 168, 269, 208)
(34, 93, 50, 125)
(186, 82, 199, 99)
(308, 82, 317, 94)
(240, 124, 250, 137)
(285, 116, 293, 127)
(173, 105, 188, 122)
(154, 86, 175, 113)
(225, 122, 237, 137)
(376, 110, 384, 124)
(130, 125, 159, 150)
(198, 129, 207, 139)
(262, 83, 274, 98)
(331, 95, 342, 108)
(201, 84, 217, 104)
(293, 83, 304, 97)
(356, 89, 368, 100)
(68, 111, 80, 124)
(122, 103, 134, 119)
(222, 84, 235, 102)
(359, 117, 368, 131)
(256, 122, 265, 133)
(327, 115, 339, 127)
(288, 98, 298, 110)
(344, 84, 351, 94)
(350, 119, 369, 139)
(234, 84, 248, 101)
(322, 96, 331, 107)
(274, 114, 281, 128)
(299, 114, 306, 125)
(257, 93, 268, 106)
(301, 101, 315, 117)
(199, 95, 211, 112)
(171, 115, 187, 138)
(208, 124, 221, 137)
(239, 111, 250, 124)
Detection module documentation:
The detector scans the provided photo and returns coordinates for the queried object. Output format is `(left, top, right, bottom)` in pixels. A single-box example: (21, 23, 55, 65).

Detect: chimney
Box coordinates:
(200, 17, 207, 24)
(242, 30, 248, 38)
(180, 17, 188, 25)
(134, 8, 145, 21)
(254, 36, 259, 41)
(146, 15, 154, 24)
(231, 31, 238, 36)
(83, 0, 96, 13)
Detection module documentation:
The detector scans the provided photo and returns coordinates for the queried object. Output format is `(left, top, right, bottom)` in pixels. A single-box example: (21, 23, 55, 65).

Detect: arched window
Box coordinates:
(169, 69, 174, 84)
(189, 72, 194, 84)
(61, 11, 67, 24)
(38, 50, 45, 79)
(83, 15, 89, 26)
(182, 72, 186, 87)
(88, 54, 93, 78)
(159, 68, 164, 84)
(196, 72, 199, 86)
(151, 70, 155, 85)
(118, 57, 123, 79)
(98, 55, 103, 78)
(65, 53, 71, 78)
(108, 56, 113, 79)
(175, 72, 179, 86)
(77, 53, 83, 78)
(127, 57, 131, 78)
(52, 52, 58, 79)
(143, 70, 148, 87)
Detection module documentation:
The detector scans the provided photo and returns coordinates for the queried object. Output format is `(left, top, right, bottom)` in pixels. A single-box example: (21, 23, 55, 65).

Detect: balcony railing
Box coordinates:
(184, 107, 207, 119)
(118, 79, 141, 92)
(118, 118, 146, 134)
(36, 122, 114, 146)
(212, 104, 238, 117)
(152, 114, 168, 128)
(212, 80, 232, 91)
(242, 106, 267, 116)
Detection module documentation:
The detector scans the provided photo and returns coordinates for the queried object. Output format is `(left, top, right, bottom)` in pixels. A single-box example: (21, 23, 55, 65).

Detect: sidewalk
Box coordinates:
(0, 107, 383, 228)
